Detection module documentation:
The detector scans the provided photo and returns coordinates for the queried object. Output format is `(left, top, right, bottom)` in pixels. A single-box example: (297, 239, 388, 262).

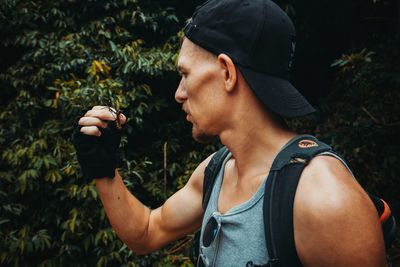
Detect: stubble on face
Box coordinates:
(192, 125, 216, 144)
(185, 109, 216, 143)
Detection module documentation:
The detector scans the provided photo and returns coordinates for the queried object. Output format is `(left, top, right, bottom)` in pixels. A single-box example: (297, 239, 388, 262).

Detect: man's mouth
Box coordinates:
(186, 113, 192, 122)
(182, 106, 190, 120)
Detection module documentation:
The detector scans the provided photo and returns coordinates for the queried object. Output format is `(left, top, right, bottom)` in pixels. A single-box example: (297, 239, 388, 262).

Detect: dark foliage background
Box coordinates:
(0, 0, 399, 266)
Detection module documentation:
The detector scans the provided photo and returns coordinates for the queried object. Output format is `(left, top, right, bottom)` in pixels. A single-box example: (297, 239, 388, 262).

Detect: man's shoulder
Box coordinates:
(185, 152, 217, 192)
(296, 154, 368, 214)
(292, 153, 380, 233)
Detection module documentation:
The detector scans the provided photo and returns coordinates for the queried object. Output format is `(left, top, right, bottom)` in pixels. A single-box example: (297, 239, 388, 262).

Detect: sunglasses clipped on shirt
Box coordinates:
(197, 215, 222, 267)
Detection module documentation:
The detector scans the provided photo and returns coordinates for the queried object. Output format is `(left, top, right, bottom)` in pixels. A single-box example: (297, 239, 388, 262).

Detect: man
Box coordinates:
(72, 0, 387, 266)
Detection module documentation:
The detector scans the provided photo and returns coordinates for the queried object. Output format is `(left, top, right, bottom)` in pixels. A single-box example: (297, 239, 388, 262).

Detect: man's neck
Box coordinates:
(219, 114, 297, 182)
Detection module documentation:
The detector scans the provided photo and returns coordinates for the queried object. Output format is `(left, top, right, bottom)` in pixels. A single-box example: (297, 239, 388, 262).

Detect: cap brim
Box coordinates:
(239, 66, 315, 118)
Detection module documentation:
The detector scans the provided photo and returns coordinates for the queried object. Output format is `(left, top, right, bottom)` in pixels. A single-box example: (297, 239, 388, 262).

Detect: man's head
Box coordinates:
(175, 38, 239, 143)
(181, 0, 315, 118)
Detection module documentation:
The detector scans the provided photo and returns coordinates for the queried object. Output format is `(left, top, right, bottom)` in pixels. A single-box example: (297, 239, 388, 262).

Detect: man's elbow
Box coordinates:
(121, 229, 159, 255)
(113, 225, 152, 255)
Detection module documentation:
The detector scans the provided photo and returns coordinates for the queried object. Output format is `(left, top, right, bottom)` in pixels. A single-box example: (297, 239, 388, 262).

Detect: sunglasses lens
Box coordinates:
(203, 216, 219, 247)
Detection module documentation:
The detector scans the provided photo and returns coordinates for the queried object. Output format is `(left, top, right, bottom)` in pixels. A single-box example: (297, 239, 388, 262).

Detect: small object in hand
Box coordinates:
(105, 106, 123, 130)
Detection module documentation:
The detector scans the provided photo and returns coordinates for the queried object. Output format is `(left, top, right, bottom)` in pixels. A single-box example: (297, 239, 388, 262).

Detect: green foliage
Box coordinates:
(0, 0, 212, 266)
(321, 44, 400, 192)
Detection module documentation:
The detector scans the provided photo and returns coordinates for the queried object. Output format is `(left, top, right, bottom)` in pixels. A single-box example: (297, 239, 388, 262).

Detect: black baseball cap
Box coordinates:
(183, 0, 315, 118)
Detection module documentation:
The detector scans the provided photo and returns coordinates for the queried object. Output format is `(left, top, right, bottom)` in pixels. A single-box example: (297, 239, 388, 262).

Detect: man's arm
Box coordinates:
(76, 106, 211, 254)
(95, 155, 212, 254)
(294, 155, 387, 267)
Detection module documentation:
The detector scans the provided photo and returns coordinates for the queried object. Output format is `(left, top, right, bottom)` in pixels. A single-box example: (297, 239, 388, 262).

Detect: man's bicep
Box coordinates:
(144, 154, 214, 252)
(147, 185, 203, 249)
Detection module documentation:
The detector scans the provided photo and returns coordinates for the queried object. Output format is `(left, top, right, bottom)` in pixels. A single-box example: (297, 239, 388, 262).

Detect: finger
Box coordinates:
(91, 106, 117, 113)
(86, 107, 127, 126)
(117, 113, 127, 125)
(84, 109, 116, 121)
(92, 106, 109, 110)
(79, 117, 108, 128)
(80, 126, 102, 137)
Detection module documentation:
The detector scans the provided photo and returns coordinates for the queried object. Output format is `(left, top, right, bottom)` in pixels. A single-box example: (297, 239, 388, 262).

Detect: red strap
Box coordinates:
(379, 199, 391, 223)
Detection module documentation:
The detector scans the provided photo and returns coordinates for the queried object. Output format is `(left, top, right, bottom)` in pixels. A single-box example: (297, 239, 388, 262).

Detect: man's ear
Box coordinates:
(217, 54, 237, 92)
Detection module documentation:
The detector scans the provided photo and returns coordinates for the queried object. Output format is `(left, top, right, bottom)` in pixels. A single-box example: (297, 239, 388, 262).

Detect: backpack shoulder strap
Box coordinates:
(264, 135, 332, 267)
(202, 146, 230, 209)
(190, 146, 230, 263)
(270, 135, 332, 171)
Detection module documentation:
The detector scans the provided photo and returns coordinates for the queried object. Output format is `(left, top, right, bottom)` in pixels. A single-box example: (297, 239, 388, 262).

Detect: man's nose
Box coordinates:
(175, 79, 187, 104)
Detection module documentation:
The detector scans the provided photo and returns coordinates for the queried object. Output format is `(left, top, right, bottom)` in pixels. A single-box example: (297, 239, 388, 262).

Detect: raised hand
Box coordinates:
(71, 106, 127, 180)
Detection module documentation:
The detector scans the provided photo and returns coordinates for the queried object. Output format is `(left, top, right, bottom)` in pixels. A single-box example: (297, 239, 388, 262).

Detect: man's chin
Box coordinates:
(192, 130, 216, 144)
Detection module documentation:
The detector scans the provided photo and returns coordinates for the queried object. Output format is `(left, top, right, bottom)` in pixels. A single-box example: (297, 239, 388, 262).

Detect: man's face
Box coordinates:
(175, 39, 224, 143)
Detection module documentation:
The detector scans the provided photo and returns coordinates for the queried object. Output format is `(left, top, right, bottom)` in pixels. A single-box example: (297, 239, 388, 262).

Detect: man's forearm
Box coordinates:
(95, 170, 151, 253)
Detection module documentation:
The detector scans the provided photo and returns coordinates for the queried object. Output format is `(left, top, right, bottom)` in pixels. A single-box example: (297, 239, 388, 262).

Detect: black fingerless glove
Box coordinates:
(72, 120, 122, 180)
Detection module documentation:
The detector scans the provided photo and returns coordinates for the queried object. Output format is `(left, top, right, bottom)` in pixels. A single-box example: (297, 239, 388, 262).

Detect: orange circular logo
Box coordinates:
(298, 140, 318, 149)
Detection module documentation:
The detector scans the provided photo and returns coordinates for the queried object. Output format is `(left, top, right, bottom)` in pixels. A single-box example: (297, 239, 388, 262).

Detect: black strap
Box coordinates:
(190, 146, 230, 263)
(202, 146, 230, 210)
(369, 194, 397, 248)
(264, 164, 305, 267)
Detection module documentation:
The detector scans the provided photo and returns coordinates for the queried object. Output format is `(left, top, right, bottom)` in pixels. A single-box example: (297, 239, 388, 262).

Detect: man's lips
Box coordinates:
(182, 106, 190, 120)
(185, 113, 192, 121)
(183, 111, 192, 122)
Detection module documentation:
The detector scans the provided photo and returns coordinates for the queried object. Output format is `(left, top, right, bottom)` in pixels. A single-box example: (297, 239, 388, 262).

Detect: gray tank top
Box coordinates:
(198, 138, 353, 267)
(199, 153, 270, 267)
